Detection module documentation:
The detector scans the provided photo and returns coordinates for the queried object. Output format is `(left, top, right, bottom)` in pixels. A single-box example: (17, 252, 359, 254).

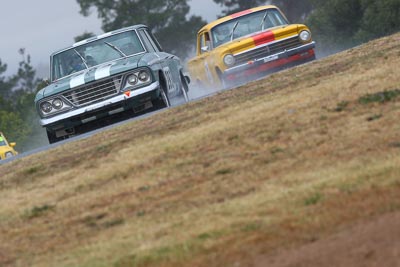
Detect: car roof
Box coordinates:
(197, 5, 279, 34)
(51, 24, 148, 56)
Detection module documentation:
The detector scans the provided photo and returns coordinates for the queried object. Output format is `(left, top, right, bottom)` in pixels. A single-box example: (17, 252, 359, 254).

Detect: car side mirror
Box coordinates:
(10, 142, 16, 147)
(201, 46, 210, 53)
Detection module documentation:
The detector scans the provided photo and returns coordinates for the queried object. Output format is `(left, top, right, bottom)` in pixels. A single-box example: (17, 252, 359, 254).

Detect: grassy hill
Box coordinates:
(1, 32, 400, 267)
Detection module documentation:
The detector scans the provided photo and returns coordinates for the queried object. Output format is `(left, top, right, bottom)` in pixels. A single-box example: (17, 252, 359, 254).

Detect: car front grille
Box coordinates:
(234, 36, 302, 66)
(63, 75, 123, 107)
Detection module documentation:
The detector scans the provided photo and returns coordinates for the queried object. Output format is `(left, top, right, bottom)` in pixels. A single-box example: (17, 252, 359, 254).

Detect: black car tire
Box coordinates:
(180, 72, 190, 103)
(160, 87, 171, 108)
(153, 74, 171, 109)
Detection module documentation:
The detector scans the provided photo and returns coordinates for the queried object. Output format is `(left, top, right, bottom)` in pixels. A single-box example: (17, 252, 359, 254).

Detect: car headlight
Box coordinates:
(127, 74, 138, 85)
(52, 98, 63, 110)
(299, 30, 311, 42)
(40, 102, 53, 113)
(122, 69, 152, 91)
(39, 97, 72, 117)
(224, 54, 236, 67)
(138, 70, 150, 82)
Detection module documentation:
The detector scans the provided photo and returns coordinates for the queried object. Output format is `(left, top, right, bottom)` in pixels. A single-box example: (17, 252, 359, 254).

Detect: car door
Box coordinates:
(188, 31, 216, 88)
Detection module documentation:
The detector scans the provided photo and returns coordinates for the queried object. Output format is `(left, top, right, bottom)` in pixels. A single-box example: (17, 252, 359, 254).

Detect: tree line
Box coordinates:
(1, 0, 399, 152)
(0, 50, 48, 151)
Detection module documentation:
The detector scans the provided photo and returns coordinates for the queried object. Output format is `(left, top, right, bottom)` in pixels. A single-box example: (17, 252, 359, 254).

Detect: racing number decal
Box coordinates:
(163, 67, 175, 93)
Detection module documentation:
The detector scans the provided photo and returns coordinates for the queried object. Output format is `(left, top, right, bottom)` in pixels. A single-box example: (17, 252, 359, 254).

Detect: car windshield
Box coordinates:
(51, 30, 145, 81)
(211, 8, 288, 48)
(0, 135, 6, 146)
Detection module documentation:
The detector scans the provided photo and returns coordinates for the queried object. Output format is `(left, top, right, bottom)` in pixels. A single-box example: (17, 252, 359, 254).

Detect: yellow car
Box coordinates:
(188, 5, 316, 89)
(0, 132, 18, 160)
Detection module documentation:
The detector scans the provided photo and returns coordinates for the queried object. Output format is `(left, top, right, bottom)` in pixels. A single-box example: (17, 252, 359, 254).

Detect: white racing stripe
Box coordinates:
(70, 73, 86, 88)
(95, 64, 112, 80)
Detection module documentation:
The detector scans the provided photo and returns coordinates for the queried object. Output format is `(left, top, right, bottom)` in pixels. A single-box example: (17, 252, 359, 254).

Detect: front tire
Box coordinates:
(180, 72, 190, 103)
(216, 68, 230, 90)
(160, 87, 171, 108)
(153, 74, 171, 109)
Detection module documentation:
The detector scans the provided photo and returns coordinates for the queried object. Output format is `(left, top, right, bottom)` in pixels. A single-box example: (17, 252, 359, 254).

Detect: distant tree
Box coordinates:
(74, 31, 96, 43)
(271, 0, 313, 23)
(307, 0, 400, 51)
(355, 0, 400, 42)
(75, 0, 207, 59)
(213, 0, 267, 16)
(0, 50, 43, 149)
(14, 49, 37, 94)
(212, 0, 313, 22)
(0, 110, 30, 144)
(0, 95, 12, 112)
(0, 60, 16, 101)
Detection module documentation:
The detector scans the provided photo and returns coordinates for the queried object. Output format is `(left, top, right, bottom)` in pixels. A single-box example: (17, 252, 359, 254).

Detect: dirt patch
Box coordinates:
(253, 211, 400, 267)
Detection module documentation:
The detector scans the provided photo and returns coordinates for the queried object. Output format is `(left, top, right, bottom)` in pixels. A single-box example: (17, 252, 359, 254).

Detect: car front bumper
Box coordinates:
(41, 81, 160, 129)
(224, 42, 316, 81)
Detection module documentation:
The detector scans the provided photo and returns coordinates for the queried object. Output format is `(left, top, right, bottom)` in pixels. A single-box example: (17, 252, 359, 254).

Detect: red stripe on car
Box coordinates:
(231, 9, 253, 18)
(253, 31, 275, 46)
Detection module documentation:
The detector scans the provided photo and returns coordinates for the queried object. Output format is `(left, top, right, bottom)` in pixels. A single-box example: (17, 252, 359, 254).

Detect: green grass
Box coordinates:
(303, 192, 324, 206)
(24, 204, 55, 219)
(359, 89, 400, 104)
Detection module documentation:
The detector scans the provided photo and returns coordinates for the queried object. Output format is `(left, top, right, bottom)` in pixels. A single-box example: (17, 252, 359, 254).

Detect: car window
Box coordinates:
(51, 30, 145, 81)
(138, 29, 163, 53)
(138, 29, 156, 52)
(147, 31, 163, 51)
(199, 32, 211, 54)
(211, 8, 288, 48)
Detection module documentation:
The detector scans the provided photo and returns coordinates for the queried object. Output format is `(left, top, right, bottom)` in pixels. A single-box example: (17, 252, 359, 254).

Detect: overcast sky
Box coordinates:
(0, 0, 221, 77)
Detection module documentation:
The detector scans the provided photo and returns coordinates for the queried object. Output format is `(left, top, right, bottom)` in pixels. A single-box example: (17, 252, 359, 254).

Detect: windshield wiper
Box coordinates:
(230, 21, 239, 41)
(260, 10, 269, 31)
(73, 49, 89, 69)
(104, 41, 127, 57)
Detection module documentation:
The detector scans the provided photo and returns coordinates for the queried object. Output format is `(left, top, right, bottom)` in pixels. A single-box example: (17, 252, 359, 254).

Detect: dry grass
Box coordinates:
(1, 33, 400, 267)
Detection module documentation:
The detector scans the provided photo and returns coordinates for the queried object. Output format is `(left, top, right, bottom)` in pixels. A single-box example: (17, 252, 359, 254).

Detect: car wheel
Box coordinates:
(5, 152, 13, 158)
(180, 72, 190, 103)
(158, 73, 171, 108)
(216, 69, 230, 90)
(153, 74, 171, 109)
(160, 87, 171, 108)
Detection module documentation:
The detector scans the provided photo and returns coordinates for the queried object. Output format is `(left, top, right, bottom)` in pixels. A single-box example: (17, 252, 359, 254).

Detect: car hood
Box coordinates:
(36, 54, 146, 100)
(213, 24, 304, 56)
